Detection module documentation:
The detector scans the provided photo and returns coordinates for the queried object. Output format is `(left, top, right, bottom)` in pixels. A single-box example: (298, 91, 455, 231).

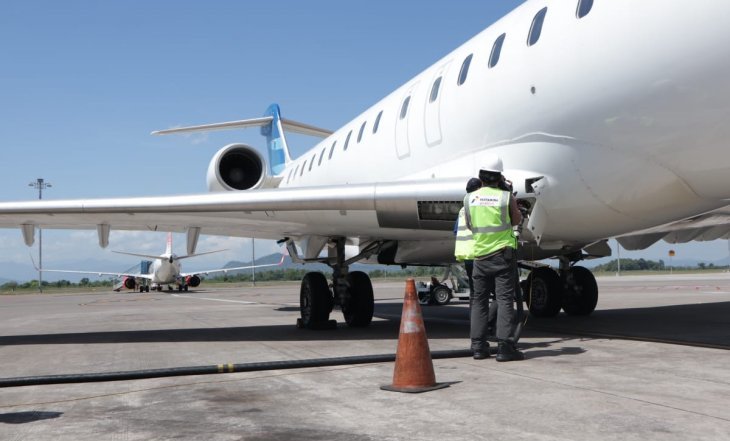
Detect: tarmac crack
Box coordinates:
(463, 361, 730, 424)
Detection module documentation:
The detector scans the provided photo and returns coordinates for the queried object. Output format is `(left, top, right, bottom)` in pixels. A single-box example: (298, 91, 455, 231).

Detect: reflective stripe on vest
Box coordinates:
(454, 207, 475, 261)
(466, 186, 516, 257)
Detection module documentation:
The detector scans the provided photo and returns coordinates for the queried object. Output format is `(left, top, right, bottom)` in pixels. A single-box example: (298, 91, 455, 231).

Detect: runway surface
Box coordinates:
(1, 274, 729, 440)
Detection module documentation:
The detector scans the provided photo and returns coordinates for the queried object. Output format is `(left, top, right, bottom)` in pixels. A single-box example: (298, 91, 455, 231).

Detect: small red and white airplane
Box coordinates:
(35, 233, 285, 292)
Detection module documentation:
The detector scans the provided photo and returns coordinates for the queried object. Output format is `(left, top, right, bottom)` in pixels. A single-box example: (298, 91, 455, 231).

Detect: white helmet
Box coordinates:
(479, 156, 503, 173)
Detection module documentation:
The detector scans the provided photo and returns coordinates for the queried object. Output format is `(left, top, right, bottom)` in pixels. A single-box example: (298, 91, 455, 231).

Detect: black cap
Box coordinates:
(466, 177, 482, 193)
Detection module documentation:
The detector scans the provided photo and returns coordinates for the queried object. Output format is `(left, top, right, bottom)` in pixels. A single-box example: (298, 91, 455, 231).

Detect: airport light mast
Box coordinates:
(28, 178, 51, 292)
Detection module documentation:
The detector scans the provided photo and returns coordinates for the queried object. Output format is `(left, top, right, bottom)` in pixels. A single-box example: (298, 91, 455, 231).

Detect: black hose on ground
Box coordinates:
(0, 349, 474, 388)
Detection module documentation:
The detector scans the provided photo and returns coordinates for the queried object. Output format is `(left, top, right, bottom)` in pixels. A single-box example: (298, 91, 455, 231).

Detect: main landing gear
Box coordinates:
(295, 238, 376, 330)
(522, 257, 599, 317)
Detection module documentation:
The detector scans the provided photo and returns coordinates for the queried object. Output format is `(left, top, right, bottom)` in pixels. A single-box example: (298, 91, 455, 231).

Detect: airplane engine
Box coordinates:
(123, 277, 136, 290)
(186, 275, 201, 287)
(207, 143, 267, 191)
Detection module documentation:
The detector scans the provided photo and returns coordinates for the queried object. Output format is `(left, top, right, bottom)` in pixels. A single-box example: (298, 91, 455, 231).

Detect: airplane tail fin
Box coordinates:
(165, 232, 173, 255)
(151, 104, 333, 177)
(260, 104, 292, 176)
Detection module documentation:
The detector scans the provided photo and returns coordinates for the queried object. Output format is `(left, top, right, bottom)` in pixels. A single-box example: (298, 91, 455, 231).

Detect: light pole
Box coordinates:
(615, 239, 621, 276)
(251, 238, 256, 287)
(28, 178, 52, 292)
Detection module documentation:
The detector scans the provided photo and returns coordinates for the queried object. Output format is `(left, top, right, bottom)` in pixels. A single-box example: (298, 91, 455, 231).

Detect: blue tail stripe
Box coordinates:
(261, 104, 288, 175)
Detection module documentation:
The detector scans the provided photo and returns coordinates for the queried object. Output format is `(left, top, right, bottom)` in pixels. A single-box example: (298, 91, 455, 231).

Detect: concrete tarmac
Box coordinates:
(1, 274, 729, 440)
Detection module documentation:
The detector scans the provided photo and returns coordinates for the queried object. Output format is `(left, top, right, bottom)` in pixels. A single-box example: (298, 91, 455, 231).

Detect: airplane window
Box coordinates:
(328, 141, 337, 159)
(576, 0, 593, 18)
(489, 33, 506, 68)
(357, 121, 367, 143)
(300, 160, 307, 176)
(343, 131, 352, 150)
(400, 96, 411, 120)
(318, 147, 326, 166)
(457, 54, 473, 85)
(309, 153, 316, 171)
(429, 77, 442, 103)
(373, 110, 383, 133)
(528, 7, 548, 46)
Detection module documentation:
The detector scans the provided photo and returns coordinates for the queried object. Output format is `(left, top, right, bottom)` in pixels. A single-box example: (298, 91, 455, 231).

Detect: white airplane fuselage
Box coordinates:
(149, 255, 182, 285)
(273, 0, 730, 253)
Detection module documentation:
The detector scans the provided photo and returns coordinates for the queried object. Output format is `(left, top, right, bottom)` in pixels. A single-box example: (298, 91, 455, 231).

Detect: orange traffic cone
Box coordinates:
(381, 278, 449, 393)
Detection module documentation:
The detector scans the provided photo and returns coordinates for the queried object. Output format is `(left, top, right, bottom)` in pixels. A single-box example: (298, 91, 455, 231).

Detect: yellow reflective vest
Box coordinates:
(464, 186, 516, 258)
(454, 207, 475, 261)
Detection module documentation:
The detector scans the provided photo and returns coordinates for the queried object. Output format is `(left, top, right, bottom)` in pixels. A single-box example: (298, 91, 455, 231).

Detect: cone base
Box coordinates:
(379, 382, 450, 394)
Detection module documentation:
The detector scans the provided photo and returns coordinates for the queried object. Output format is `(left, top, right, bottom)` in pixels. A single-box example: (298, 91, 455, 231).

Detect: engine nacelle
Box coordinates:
(186, 275, 201, 287)
(123, 277, 136, 290)
(207, 143, 267, 191)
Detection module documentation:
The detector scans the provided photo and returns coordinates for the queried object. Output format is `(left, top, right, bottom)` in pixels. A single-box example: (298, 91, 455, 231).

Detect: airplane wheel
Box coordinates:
(432, 286, 452, 306)
(183, 286, 188, 292)
(343, 271, 374, 327)
(145, 286, 150, 292)
(561, 266, 598, 316)
(300, 272, 333, 328)
(525, 267, 562, 317)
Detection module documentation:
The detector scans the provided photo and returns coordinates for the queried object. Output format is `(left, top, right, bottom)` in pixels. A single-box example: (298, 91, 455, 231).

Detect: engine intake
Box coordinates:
(123, 277, 136, 290)
(186, 275, 201, 287)
(207, 143, 266, 191)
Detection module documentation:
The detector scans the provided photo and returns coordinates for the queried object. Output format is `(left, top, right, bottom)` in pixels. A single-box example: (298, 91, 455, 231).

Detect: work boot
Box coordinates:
(472, 343, 490, 360)
(496, 342, 524, 362)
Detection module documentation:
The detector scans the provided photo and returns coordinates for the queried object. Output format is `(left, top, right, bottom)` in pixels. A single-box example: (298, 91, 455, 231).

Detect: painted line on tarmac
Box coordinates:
(171, 294, 257, 305)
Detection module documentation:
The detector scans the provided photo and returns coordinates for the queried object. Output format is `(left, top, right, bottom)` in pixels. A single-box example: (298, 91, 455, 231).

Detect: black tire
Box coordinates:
(300, 272, 333, 327)
(561, 266, 598, 316)
(432, 286, 452, 306)
(525, 267, 562, 317)
(343, 271, 374, 327)
(183, 285, 188, 292)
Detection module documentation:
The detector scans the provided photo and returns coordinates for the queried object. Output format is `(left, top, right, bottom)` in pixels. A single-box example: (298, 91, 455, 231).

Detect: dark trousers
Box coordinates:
(471, 249, 517, 351)
(464, 260, 474, 294)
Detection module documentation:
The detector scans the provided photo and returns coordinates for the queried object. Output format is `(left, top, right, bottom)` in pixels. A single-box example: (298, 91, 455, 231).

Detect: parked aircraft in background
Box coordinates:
(2, 0, 730, 328)
(35, 233, 285, 292)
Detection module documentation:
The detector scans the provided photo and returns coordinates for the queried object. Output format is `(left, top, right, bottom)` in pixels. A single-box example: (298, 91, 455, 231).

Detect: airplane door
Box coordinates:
(424, 62, 450, 146)
(395, 82, 419, 159)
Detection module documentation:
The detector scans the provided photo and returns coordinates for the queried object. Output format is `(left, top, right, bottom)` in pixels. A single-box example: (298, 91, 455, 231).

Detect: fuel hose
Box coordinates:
(0, 349, 474, 388)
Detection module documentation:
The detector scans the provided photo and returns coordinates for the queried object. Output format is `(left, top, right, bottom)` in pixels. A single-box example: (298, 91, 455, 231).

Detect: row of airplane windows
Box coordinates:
(286, 0, 594, 184)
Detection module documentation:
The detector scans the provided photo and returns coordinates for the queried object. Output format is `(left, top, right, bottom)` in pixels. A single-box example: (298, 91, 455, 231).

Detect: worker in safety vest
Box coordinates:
(454, 177, 483, 295)
(464, 156, 523, 361)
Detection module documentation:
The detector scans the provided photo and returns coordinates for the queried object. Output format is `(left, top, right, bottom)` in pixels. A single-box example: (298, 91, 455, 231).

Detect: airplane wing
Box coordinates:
(185, 253, 286, 276)
(617, 205, 730, 250)
(0, 178, 466, 249)
(176, 249, 228, 261)
(29, 254, 151, 280)
(32, 267, 151, 280)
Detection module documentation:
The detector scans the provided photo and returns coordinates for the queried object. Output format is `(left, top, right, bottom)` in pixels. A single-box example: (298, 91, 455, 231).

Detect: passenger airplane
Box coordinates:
(36, 233, 285, 292)
(1, 0, 729, 328)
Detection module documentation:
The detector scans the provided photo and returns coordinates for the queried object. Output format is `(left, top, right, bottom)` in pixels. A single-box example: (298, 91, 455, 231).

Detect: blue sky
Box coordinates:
(0, 1, 728, 279)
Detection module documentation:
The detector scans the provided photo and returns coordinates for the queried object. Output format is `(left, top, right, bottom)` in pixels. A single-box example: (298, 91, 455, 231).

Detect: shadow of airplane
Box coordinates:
(0, 301, 727, 349)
